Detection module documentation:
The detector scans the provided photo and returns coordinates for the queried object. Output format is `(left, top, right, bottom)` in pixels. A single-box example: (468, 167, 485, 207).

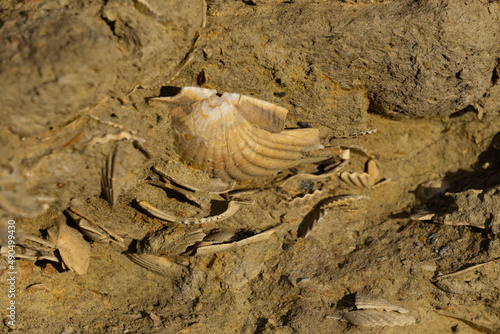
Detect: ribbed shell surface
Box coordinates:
(158, 87, 323, 181)
(56, 222, 90, 275)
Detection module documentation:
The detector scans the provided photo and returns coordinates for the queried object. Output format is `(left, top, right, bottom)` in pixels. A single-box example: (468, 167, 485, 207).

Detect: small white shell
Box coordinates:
(343, 310, 416, 327)
(138, 199, 246, 225)
(355, 294, 410, 314)
(155, 87, 333, 181)
(153, 161, 234, 194)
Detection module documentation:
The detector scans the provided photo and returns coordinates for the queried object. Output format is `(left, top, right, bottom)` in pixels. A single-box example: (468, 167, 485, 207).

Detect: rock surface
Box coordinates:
(0, 10, 119, 136)
(189, 0, 499, 119)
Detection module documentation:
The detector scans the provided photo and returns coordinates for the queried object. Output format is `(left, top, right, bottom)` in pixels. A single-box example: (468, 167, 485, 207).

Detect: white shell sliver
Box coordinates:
(155, 87, 329, 181)
(355, 294, 410, 314)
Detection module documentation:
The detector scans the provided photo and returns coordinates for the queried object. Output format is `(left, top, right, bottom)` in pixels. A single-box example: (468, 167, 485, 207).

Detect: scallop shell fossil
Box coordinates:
(154, 87, 340, 182)
(328, 293, 416, 327)
(48, 219, 91, 275)
(355, 294, 410, 314)
(340, 159, 383, 189)
(342, 310, 416, 327)
(345, 293, 415, 327)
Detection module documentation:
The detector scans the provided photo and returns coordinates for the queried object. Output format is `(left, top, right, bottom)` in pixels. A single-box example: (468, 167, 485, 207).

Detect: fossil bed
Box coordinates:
(1, 0, 500, 333)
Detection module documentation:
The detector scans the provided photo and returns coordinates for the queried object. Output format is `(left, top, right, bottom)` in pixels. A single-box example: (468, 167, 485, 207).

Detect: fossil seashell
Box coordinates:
(137, 226, 206, 255)
(355, 294, 410, 314)
(195, 224, 282, 255)
(200, 231, 237, 244)
(66, 207, 125, 247)
(49, 219, 91, 275)
(154, 87, 337, 181)
(280, 159, 348, 193)
(126, 253, 177, 275)
(329, 294, 416, 327)
(138, 199, 248, 225)
(342, 310, 416, 327)
(101, 146, 121, 207)
(341, 171, 371, 188)
(340, 159, 380, 188)
(128, 227, 204, 274)
(153, 160, 234, 194)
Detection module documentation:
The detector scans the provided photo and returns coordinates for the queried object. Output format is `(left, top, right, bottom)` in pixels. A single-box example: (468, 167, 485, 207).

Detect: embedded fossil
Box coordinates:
(153, 87, 341, 182)
(340, 159, 383, 188)
(129, 87, 378, 269)
(152, 159, 235, 195)
(328, 293, 416, 327)
(48, 218, 91, 275)
(126, 253, 181, 276)
(137, 163, 255, 225)
(137, 199, 250, 225)
(126, 226, 204, 274)
(1, 218, 92, 275)
(136, 87, 354, 228)
(127, 223, 283, 274)
(101, 146, 121, 207)
(66, 207, 126, 247)
(193, 223, 283, 255)
(136, 225, 206, 256)
(354, 294, 410, 314)
(342, 310, 416, 327)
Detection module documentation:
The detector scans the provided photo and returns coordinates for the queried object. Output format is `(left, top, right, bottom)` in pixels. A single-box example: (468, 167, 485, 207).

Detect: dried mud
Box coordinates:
(1, 1, 500, 333)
